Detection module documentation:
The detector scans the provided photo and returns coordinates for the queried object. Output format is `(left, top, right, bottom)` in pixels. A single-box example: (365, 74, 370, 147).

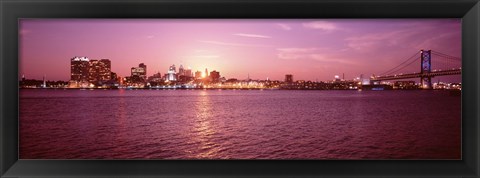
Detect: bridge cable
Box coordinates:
(431, 52, 462, 70)
(378, 51, 420, 76)
(431, 51, 461, 61)
(384, 57, 421, 76)
(431, 50, 461, 58)
(431, 53, 461, 62)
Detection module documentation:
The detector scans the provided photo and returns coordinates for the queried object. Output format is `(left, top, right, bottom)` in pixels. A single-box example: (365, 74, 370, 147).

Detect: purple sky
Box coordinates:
(19, 19, 461, 81)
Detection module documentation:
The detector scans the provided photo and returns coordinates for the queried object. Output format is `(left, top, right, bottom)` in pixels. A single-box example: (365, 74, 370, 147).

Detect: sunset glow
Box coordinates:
(19, 19, 461, 82)
(19, 19, 462, 160)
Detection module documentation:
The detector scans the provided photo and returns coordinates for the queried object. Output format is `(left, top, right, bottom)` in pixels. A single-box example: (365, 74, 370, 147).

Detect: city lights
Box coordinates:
(18, 56, 463, 91)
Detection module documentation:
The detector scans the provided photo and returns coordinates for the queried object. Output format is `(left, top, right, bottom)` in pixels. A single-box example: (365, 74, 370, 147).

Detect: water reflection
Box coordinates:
(19, 90, 461, 159)
(191, 90, 221, 158)
(114, 90, 127, 149)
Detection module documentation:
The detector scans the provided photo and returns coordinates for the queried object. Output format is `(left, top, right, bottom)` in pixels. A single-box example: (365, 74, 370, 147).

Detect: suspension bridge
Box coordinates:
(370, 50, 461, 89)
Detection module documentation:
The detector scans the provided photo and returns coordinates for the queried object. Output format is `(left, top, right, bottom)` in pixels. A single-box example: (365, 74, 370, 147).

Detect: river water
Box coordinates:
(19, 89, 461, 159)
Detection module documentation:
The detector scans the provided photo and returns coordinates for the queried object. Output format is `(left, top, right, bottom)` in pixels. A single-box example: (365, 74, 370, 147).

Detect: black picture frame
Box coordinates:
(1, 0, 479, 177)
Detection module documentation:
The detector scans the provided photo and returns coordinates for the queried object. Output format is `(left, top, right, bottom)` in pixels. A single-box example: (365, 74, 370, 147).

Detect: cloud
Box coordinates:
(344, 29, 422, 52)
(277, 48, 325, 60)
(276, 47, 356, 65)
(276, 23, 292, 31)
(302, 21, 337, 31)
(277, 48, 323, 54)
(413, 31, 461, 53)
(233, 33, 271, 39)
(199, 40, 272, 48)
(146, 35, 155, 39)
(189, 55, 220, 59)
(344, 22, 460, 53)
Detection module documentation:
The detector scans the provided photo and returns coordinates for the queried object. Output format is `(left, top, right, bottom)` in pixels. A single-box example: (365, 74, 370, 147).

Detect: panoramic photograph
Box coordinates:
(19, 19, 461, 159)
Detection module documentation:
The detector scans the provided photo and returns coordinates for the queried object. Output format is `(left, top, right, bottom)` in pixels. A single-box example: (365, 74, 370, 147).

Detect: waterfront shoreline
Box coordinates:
(19, 87, 460, 91)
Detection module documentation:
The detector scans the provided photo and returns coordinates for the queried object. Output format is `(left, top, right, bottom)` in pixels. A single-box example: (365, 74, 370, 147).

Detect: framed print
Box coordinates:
(1, 0, 479, 177)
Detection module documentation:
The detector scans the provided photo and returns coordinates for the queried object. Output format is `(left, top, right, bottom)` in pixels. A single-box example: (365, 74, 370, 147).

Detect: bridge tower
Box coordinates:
(420, 50, 432, 89)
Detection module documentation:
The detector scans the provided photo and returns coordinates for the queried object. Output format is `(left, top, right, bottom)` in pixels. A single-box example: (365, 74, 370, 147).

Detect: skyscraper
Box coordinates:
(285, 74, 293, 83)
(178, 65, 185, 76)
(185, 68, 193, 77)
(205, 68, 209, 78)
(195, 71, 202, 79)
(139, 63, 147, 81)
(210, 70, 220, 82)
(88, 59, 111, 84)
(70, 56, 90, 82)
(131, 63, 147, 83)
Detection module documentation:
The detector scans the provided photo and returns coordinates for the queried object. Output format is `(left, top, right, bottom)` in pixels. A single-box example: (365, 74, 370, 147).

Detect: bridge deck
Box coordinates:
(371, 68, 461, 81)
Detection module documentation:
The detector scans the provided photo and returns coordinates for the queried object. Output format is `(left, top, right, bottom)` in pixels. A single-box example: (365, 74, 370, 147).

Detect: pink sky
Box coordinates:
(19, 19, 461, 81)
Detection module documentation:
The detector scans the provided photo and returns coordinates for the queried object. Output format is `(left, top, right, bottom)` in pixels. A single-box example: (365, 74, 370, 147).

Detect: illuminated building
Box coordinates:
(131, 63, 147, 83)
(178, 65, 185, 76)
(195, 71, 202, 79)
(148, 72, 163, 82)
(42, 74, 46, 88)
(139, 63, 147, 80)
(394, 81, 417, 89)
(285, 74, 293, 83)
(167, 64, 177, 81)
(334, 75, 341, 82)
(177, 65, 193, 82)
(178, 68, 194, 82)
(210, 70, 220, 82)
(88, 59, 111, 84)
(70, 56, 90, 82)
(110, 72, 117, 81)
(185, 68, 193, 77)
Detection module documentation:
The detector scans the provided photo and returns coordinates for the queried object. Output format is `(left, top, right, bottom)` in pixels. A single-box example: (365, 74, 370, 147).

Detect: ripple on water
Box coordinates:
(20, 90, 461, 159)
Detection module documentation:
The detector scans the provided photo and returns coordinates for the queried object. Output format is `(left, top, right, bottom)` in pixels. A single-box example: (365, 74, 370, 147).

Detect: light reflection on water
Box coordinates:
(19, 89, 461, 159)
(192, 90, 220, 158)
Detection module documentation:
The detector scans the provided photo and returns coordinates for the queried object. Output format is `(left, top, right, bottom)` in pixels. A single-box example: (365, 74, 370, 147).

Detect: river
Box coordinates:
(19, 89, 461, 159)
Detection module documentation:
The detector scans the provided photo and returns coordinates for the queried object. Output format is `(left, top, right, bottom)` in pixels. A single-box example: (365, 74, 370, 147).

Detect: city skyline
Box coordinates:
(20, 19, 461, 81)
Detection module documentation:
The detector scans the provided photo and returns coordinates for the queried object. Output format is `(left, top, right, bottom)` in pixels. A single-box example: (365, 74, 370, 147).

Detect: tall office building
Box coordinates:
(139, 63, 147, 80)
(195, 71, 202, 79)
(210, 70, 220, 82)
(131, 63, 147, 83)
(70, 56, 90, 82)
(167, 64, 177, 81)
(185, 68, 193, 77)
(205, 68, 209, 78)
(88, 59, 111, 84)
(285, 74, 293, 83)
(178, 65, 185, 76)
